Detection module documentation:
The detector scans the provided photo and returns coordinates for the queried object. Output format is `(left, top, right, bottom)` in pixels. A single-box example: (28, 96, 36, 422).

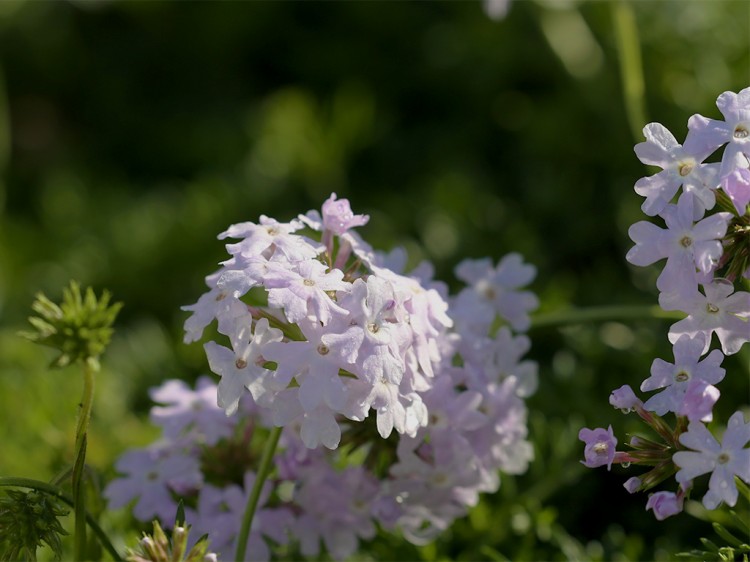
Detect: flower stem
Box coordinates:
(612, 0, 647, 142)
(0, 477, 122, 561)
(234, 426, 282, 562)
(73, 358, 97, 561)
(529, 305, 683, 330)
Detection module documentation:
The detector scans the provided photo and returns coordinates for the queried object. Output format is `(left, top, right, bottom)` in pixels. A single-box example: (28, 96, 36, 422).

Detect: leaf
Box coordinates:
(175, 501, 186, 527)
(713, 522, 745, 549)
(700, 538, 720, 553)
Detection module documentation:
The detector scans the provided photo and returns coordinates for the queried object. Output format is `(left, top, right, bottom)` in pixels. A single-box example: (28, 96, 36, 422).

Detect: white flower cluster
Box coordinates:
(102, 193, 539, 558)
(183, 194, 454, 449)
(184, 194, 537, 454)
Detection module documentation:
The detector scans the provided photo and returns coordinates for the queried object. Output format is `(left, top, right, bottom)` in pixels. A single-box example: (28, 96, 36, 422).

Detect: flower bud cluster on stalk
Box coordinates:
(106, 193, 539, 559)
(580, 87, 750, 521)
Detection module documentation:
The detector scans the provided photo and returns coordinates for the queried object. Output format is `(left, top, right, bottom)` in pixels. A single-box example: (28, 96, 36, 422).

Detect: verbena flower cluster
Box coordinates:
(106, 193, 539, 559)
(579, 87, 750, 520)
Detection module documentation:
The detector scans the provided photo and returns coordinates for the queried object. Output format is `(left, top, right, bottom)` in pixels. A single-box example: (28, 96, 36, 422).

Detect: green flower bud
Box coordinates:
(20, 281, 122, 369)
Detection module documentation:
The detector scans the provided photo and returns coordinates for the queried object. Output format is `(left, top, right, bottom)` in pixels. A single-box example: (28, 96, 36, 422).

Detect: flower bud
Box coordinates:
(623, 477, 642, 494)
(609, 385, 641, 412)
(645, 491, 683, 520)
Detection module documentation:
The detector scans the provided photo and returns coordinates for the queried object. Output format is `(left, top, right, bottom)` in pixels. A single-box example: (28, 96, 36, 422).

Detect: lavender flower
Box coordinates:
(105, 446, 203, 522)
(151, 194, 542, 559)
(684, 86, 750, 178)
(660, 279, 750, 355)
(634, 122, 720, 217)
(149, 376, 235, 445)
(673, 411, 750, 509)
(453, 254, 538, 333)
(678, 378, 720, 423)
(640, 334, 725, 418)
(626, 192, 731, 294)
(578, 425, 618, 470)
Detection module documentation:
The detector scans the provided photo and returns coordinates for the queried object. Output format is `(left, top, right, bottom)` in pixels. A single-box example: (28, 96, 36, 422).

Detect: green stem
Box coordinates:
(612, 0, 647, 142)
(529, 305, 683, 330)
(73, 358, 97, 560)
(0, 63, 8, 214)
(0, 477, 122, 561)
(234, 426, 282, 562)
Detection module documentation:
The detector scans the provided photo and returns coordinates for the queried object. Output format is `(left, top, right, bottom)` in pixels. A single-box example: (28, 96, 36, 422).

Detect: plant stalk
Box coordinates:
(529, 305, 683, 330)
(73, 358, 97, 560)
(234, 426, 283, 562)
(612, 0, 647, 142)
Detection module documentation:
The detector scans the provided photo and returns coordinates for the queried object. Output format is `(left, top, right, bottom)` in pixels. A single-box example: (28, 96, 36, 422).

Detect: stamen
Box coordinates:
(678, 162, 693, 177)
(593, 442, 609, 454)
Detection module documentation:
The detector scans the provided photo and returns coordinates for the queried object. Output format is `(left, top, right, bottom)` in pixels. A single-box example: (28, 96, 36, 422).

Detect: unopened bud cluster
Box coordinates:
(126, 520, 216, 562)
(21, 280, 122, 369)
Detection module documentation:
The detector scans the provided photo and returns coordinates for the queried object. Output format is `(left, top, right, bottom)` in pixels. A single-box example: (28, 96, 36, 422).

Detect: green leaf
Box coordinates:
(175, 500, 186, 527)
(736, 478, 750, 503)
(701, 538, 720, 553)
(730, 510, 750, 536)
(713, 522, 745, 549)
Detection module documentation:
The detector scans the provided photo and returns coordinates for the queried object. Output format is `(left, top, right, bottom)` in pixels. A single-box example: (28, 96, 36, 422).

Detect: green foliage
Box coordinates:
(21, 281, 122, 369)
(676, 525, 750, 562)
(0, 489, 68, 561)
(678, 479, 750, 562)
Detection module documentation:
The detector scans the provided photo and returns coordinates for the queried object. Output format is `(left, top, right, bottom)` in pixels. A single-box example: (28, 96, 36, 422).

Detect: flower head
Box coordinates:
(21, 280, 122, 369)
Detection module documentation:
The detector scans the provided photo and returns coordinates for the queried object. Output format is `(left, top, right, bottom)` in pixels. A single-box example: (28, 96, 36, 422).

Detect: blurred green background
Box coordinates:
(0, 0, 748, 560)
